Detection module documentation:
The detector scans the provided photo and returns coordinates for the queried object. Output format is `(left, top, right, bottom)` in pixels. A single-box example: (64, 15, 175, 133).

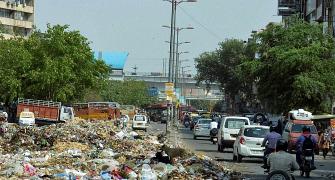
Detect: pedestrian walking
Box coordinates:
(319, 130, 331, 159)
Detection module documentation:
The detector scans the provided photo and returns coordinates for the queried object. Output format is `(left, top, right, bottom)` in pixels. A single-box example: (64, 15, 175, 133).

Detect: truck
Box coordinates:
(73, 102, 121, 120)
(16, 98, 74, 125)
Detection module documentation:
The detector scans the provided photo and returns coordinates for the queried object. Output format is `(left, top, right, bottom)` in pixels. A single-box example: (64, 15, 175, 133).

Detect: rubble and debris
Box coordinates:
(0, 118, 244, 179)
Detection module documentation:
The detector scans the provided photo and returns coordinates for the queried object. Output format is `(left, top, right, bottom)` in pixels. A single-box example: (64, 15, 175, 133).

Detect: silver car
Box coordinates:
(193, 119, 211, 139)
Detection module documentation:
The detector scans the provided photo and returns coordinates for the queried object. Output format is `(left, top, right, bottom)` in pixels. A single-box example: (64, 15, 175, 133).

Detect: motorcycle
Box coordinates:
(184, 120, 190, 128)
(266, 170, 295, 180)
(210, 128, 218, 144)
(300, 149, 313, 178)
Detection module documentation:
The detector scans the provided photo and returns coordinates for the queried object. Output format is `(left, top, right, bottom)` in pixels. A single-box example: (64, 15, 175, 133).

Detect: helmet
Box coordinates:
(302, 126, 310, 132)
(276, 139, 288, 151)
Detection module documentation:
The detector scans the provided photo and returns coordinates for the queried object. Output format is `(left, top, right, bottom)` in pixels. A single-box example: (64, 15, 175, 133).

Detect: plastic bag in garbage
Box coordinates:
(152, 163, 168, 179)
(141, 164, 157, 180)
(24, 163, 36, 176)
(115, 131, 126, 139)
(67, 149, 82, 157)
(101, 148, 117, 158)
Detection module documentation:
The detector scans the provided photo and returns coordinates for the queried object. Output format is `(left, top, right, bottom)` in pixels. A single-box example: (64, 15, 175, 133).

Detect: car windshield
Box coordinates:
(134, 116, 145, 121)
(225, 118, 248, 129)
(198, 119, 211, 125)
(244, 127, 269, 138)
(291, 124, 317, 133)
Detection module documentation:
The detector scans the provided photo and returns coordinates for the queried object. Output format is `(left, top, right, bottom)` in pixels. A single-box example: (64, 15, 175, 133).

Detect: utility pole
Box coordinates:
(168, 0, 175, 83)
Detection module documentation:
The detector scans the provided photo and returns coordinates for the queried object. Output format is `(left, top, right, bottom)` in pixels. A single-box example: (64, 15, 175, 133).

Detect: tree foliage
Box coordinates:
(98, 79, 158, 108)
(255, 20, 335, 113)
(195, 18, 335, 114)
(0, 24, 111, 104)
(195, 39, 256, 113)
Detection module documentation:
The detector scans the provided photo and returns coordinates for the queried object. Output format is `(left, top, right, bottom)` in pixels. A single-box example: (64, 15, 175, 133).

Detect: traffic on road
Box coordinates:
(177, 109, 335, 180)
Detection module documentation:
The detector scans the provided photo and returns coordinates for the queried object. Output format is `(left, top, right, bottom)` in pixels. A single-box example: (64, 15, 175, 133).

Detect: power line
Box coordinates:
(178, 6, 223, 40)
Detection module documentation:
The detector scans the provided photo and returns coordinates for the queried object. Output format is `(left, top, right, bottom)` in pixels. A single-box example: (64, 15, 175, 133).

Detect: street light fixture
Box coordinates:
(178, 51, 189, 55)
(165, 40, 191, 45)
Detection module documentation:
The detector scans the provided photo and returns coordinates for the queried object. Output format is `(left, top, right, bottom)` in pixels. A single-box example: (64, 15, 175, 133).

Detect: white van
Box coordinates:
(218, 116, 250, 152)
(19, 111, 35, 126)
(132, 115, 148, 132)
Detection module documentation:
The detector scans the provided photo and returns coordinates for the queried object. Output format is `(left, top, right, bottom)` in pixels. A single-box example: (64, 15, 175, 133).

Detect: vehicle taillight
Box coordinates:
(240, 137, 245, 145)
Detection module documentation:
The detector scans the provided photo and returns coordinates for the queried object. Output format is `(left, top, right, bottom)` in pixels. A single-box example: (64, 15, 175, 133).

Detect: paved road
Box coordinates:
(174, 125, 335, 180)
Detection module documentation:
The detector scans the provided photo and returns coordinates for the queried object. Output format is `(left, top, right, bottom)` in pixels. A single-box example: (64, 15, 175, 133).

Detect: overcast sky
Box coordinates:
(35, 0, 281, 74)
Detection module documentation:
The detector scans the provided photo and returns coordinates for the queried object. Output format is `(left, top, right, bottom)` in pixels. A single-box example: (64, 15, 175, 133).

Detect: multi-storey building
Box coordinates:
(0, 0, 34, 38)
(278, 0, 335, 35)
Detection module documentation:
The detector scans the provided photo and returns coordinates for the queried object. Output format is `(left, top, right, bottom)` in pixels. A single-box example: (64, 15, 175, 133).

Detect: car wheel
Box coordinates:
(221, 142, 225, 152)
(218, 142, 223, 152)
(237, 149, 243, 163)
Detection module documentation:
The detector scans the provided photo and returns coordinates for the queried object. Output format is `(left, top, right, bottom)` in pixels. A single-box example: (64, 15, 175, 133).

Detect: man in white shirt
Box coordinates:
(210, 119, 218, 130)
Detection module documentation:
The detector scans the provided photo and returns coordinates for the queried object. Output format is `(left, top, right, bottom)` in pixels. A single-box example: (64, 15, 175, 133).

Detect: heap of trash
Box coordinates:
(0, 119, 242, 179)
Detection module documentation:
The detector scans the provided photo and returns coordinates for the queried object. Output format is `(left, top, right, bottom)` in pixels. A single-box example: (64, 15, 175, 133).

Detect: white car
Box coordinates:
(19, 111, 35, 126)
(132, 115, 148, 132)
(233, 125, 269, 162)
(218, 116, 250, 152)
(193, 118, 211, 139)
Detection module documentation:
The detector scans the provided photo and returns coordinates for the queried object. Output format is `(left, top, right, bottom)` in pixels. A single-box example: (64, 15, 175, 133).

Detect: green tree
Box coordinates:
(195, 39, 256, 113)
(0, 37, 32, 104)
(0, 24, 110, 105)
(23, 24, 110, 102)
(255, 19, 335, 113)
(99, 79, 158, 107)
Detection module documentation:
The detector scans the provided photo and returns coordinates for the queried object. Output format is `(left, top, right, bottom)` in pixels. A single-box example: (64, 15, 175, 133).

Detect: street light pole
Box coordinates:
(168, 0, 175, 83)
(163, 0, 196, 134)
(174, 27, 193, 89)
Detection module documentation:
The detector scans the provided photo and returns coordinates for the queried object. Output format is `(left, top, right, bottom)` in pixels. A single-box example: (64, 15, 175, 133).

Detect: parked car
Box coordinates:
(233, 125, 269, 162)
(282, 120, 318, 153)
(193, 118, 211, 139)
(218, 116, 251, 152)
(132, 115, 148, 132)
(190, 116, 201, 130)
(19, 111, 35, 126)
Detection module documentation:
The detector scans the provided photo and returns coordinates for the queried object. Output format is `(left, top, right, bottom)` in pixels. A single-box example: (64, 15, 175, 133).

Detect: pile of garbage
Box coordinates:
(0, 119, 241, 179)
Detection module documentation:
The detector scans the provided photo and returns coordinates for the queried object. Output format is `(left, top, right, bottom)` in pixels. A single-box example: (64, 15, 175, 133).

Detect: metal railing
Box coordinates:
(18, 98, 61, 108)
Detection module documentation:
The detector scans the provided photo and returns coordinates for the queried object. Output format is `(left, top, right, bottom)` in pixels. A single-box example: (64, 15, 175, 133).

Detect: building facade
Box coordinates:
(0, 0, 34, 38)
(278, 0, 335, 35)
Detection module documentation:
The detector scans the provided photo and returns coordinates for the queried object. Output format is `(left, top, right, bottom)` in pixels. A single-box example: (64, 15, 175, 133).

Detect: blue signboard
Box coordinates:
(148, 87, 159, 97)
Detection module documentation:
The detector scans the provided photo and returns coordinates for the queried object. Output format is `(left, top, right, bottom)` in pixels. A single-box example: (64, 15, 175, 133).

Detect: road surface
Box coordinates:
(172, 124, 335, 180)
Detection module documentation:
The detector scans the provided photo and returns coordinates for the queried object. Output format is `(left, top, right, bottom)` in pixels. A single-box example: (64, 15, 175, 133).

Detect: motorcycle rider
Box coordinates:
(183, 114, 191, 127)
(267, 139, 299, 177)
(296, 126, 317, 170)
(210, 118, 218, 141)
(261, 125, 282, 168)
